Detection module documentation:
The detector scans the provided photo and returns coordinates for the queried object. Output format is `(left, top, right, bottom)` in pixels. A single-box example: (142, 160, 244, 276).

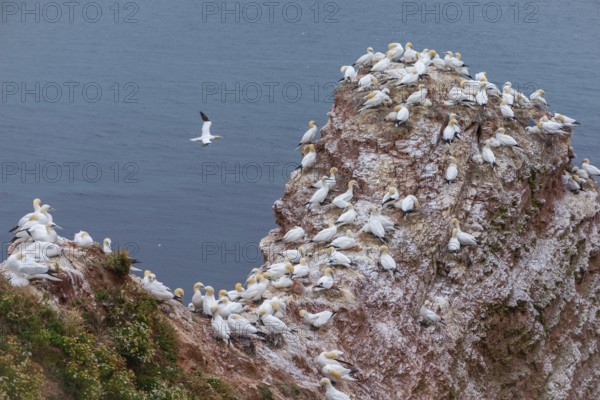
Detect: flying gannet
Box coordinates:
(445, 156, 458, 184)
(379, 245, 396, 280)
(327, 246, 352, 268)
(330, 230, 357, 250)
(450, 218, 478, 246)
(314, 267, 334, 291)
(320, 378, 350, 400)
(190, 112, 222, 146)
(299, 309, 336, 328)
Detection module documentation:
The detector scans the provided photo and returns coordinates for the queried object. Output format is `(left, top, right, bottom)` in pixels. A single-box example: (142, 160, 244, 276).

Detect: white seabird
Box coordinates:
(73, 231, 94, 247)
(420, 300, 446, 325)
(202, 286, 217, 316)
(451, 218, 479, 246)
(382, 186, 400, 205)
(258, 308, 292, 336)
(582, 159, 600, 176)
(530, 89, 547, 107)
(397, 70, 419, 86)
(279, 226, 305, 243)
(357, 74, 378, 91)
(311, 220, 337, 243)
(307, 178, 330, 207)
(443, 117, 461, 143)
(292, 258, 310, 279)
(330, 230, 357, 250)
(495, 128, 520, 148)
(500, 99, 515, 119)
(322, 364, 356, 382)
(448, 228, 461, 253)
(340, 65, 356, 82)
(299, 144, 317, 171)
(388, 42, 404, 60)
(27, 223, 59, 243)
(393, 104, 409, 126)
(190, 112, 222, 146)
(482, 140, 497, 168)
(358, 88, 392, 112)
(297, 120, 318, 147)
(401, 42, 417, 63)
(332, 180, 359, 208)
(327, 246, 352, 268)
(371, 51, 393, 72)
(379, 245, 396, 280)
(191, 282, 204, 312)
(313, 167, 338, 189)
(405, 84, 428, 105)
(320, 378, 350, 400)
(300, 309, 336, 328)
(389, 195, 420, 215)
(336, 204, 357, 226)
(553, 113, 579, 127)
(102, 238, 112, 254)
(354, 47, 375, 67)
(313, 267, 334, 291)
(445, 156, 458, 184)
(210, 305, 232, 345)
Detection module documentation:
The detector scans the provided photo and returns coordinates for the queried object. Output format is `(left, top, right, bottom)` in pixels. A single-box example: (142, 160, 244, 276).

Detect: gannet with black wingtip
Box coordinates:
(401, 42, 417, 63)
(382, 186, 400, 205)
(500, 99, 515, 119)
(530, 89, 547, 107)
(482, 140, 497, 168)
(537, 120, 565, 134)
(330, 230, 357, 250)
(102, 238, 112, 254)
(379, 245, 396, 280)
(10, 198, 42, 232)
(191, 282, 204, 312)
(336, 204, 357, 226)
(17, 241, 62, 263)
(203, 286, 217, 316)
(553, 113, 580, 127)
(443, 117, 461, 143)
(371, 51, 393, 72)
(446, 87, 475, 106)
(515, 92, 532, 108)
(74, 231, 93, 247)
(217, 296, 243, 318)
(296, 120, 318, 148)
(582, 159, 600, 177)
(322, 364, 356, 382)
(317, 350, 350, 368)
(332, 180, 359, 209)
(388, 42, 404, 60)
(327, 246, 352, 268)
(11, 215, 42, 243)
(495, 128, 520, 148)
(451, 218, 478, 246)
(241, 273, 270, 302)
(354, 47, 374, 66)
(300, 309, 336, 328)
(292, 258, 310, 279)
(314, 267, 334, 291)
(357, 74, 378, 91)
(210, 305, 231, 345)
(258, 308, 292, 335)
(299, 144, 316, 171)
(385, 67, 408, 81)
(405, 84, 428, 105)
(313, 167, 338, 189)
(397, 194, 420, 215)
(366, 207, 386, 242)
(448, 228, 461, 253)
(307, 179, 330, 207)
(144, 273, 176, 302)
(358, 88, 391, 112)
(27, 223, 59, 243)
(173, 288, 184, 303)
(279, 226, 305, 243)
(227, 282, 244, 301)
(445, 156, 458, 184)
(280, 246, 305, 263)
(340, 65, 356, 82)
(227, 314, 263, 338)
(267, 259, 294, 279)
(393, 104, 409, 126)
(320, 378, 350, 400)
(272, 265, 294, 289)
(5, 252, 61, 287)
(421, 300, 446, 325)
(190, 112, 222, 146)
(397, 70, 419, 86)
(312, 220, 337, 243)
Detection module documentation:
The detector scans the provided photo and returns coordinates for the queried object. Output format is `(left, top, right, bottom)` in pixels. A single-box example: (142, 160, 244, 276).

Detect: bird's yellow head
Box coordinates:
(308, 144, 316, 152)
(205, 286, 215, 295)
(393, 104, 402, 112)
(324, 267, 334, 276)
(349, 180, 359, 188)
(299, 309, 307, 317)
(448, 156, 457, 163)
(367, 47, 373, 53)
(455, 52, 462, 59)
(327, 246, 335, 255)
(327, 219, 335, 227)
(218, 289, 228, 298)
(406, 42, 412, 48)
(380, 245, 389, 253)
(286, 264, 295, 273)
(33, 198, 41, 207)
(193, 282, 204, 291)
(309, 120, 316, 127)
(497, 127, 506, 134)
(320, 378, 331, 386)
(174, 288, 184, 297)
(235, 282, 243, 291)
(299, 257, 307, 264)
(144, 270, 152, 278)
(330, 167, 338, 174)
(428, 49, 437, 57)
(258, 308, 268, 316)
(583, 158, 590, 164)
(372, 78, 379, 85)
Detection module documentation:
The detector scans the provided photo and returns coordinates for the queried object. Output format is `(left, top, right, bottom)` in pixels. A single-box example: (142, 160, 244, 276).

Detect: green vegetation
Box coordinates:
(104, 250, 133, 277)
(0, 258, 238, 400)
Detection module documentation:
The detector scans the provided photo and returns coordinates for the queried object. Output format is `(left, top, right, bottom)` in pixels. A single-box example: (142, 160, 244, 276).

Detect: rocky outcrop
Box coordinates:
(3, 57, 600, 400)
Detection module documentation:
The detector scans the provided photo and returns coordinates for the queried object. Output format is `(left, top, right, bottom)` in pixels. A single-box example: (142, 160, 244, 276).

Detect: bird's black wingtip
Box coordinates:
(199, 111, 210, 122)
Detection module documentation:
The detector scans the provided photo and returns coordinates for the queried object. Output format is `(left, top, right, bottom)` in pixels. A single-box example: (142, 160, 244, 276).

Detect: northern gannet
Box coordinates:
(503, 81, 516, 96)
(320, 378, 350, 400)
(307, 179, 330, 207)
(446, 87, 475, 105)
(292, 258, 310, 279)
(371, 51, 386, 64)
(388, 42, 404, 60)
(317, 350, 350, 368)
(327, 246, 352, 268)
(330, 230, 357, 249)
(502, 87, 514, 105)
(450, 218, 479, 246)
(393, 104, 409, 126)
(354, 47, 374, 66)
(336, 204, 357, 226)
(495, 128, 520, 148)
(401, 42, 417, 63)
(10, 198, 42, 232)
(482, 140, 497, 168)
(567, 173, 583, 193)
(322, 364, 356, 382)
(515, 92, 532, 108)
(379, 245, 396, 280)
(191, 282, 204, 311)
(475, 87, 488, 106)
(397, 70, 419, 86)
(272, 267, 294, 288)
(6, 252, 58, 278)
(102, 238, 112, 254)
(173, 288, 184, 303)
(280, 246, 305, 263)
(299, 309, 336, 328)
(443, 117, 462, 143)
(27, 223, 59, 243)
(268, 260, 293, 279)
(448, 228, 461, 253)
(314, 267, 334, 291)
(203, 286, 217, 316)
(357, 74, 378, 91)
(228, 282, 244, 301)
(382, 186, 400, 205)
(144, 273, 177, 302)
(573, 166, 589, 180)
(297, 120, 318, 148)
(500, 99, 515, 119)
(332, 180, 359, 208)
(190, 112, 222, 146)
(582, 159, 600, 176)
(445, 156, 458, 184)
(279, 226, 305, 243)
(227, 314, 261, 337)
(537, 120, 565, 134)
(358, 88, 391, 112)
(210, 305, 232, 345)
(299, 144, 317, 171)
(340, 65, 356, 82)
(366, 208, 386, 242)
(313, 167, 338, 189)
(74, 231, 93, 247)
(553, 113, 579, 127)
(18, 241, 62, 263)
(217, 296, 243, 318)
(258, 308, 292, 335)
(530, 89, 547, 107)
(371, 51, 393, 72)
(420, 300, 446, 325)
(385, 67, 408, 81)
(405, 84, 428, 105)
(241, 274, 269, 302)
(389, 195, 420, 215)
(311, 220, 337, 243)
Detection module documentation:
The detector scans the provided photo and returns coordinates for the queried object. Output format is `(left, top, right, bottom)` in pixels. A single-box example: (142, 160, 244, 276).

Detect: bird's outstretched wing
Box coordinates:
(200, 112, 210, 122)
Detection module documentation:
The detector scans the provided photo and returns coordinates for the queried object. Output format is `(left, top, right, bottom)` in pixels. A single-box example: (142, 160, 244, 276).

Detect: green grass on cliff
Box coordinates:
(0, 261, 238, 400)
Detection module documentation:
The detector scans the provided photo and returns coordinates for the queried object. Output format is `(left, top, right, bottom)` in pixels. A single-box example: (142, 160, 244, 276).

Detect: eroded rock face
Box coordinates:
(255, 69, 600, 399)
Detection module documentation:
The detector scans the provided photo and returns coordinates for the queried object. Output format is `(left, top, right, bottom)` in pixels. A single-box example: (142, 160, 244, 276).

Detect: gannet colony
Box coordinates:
(2, 41, 600, 399)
